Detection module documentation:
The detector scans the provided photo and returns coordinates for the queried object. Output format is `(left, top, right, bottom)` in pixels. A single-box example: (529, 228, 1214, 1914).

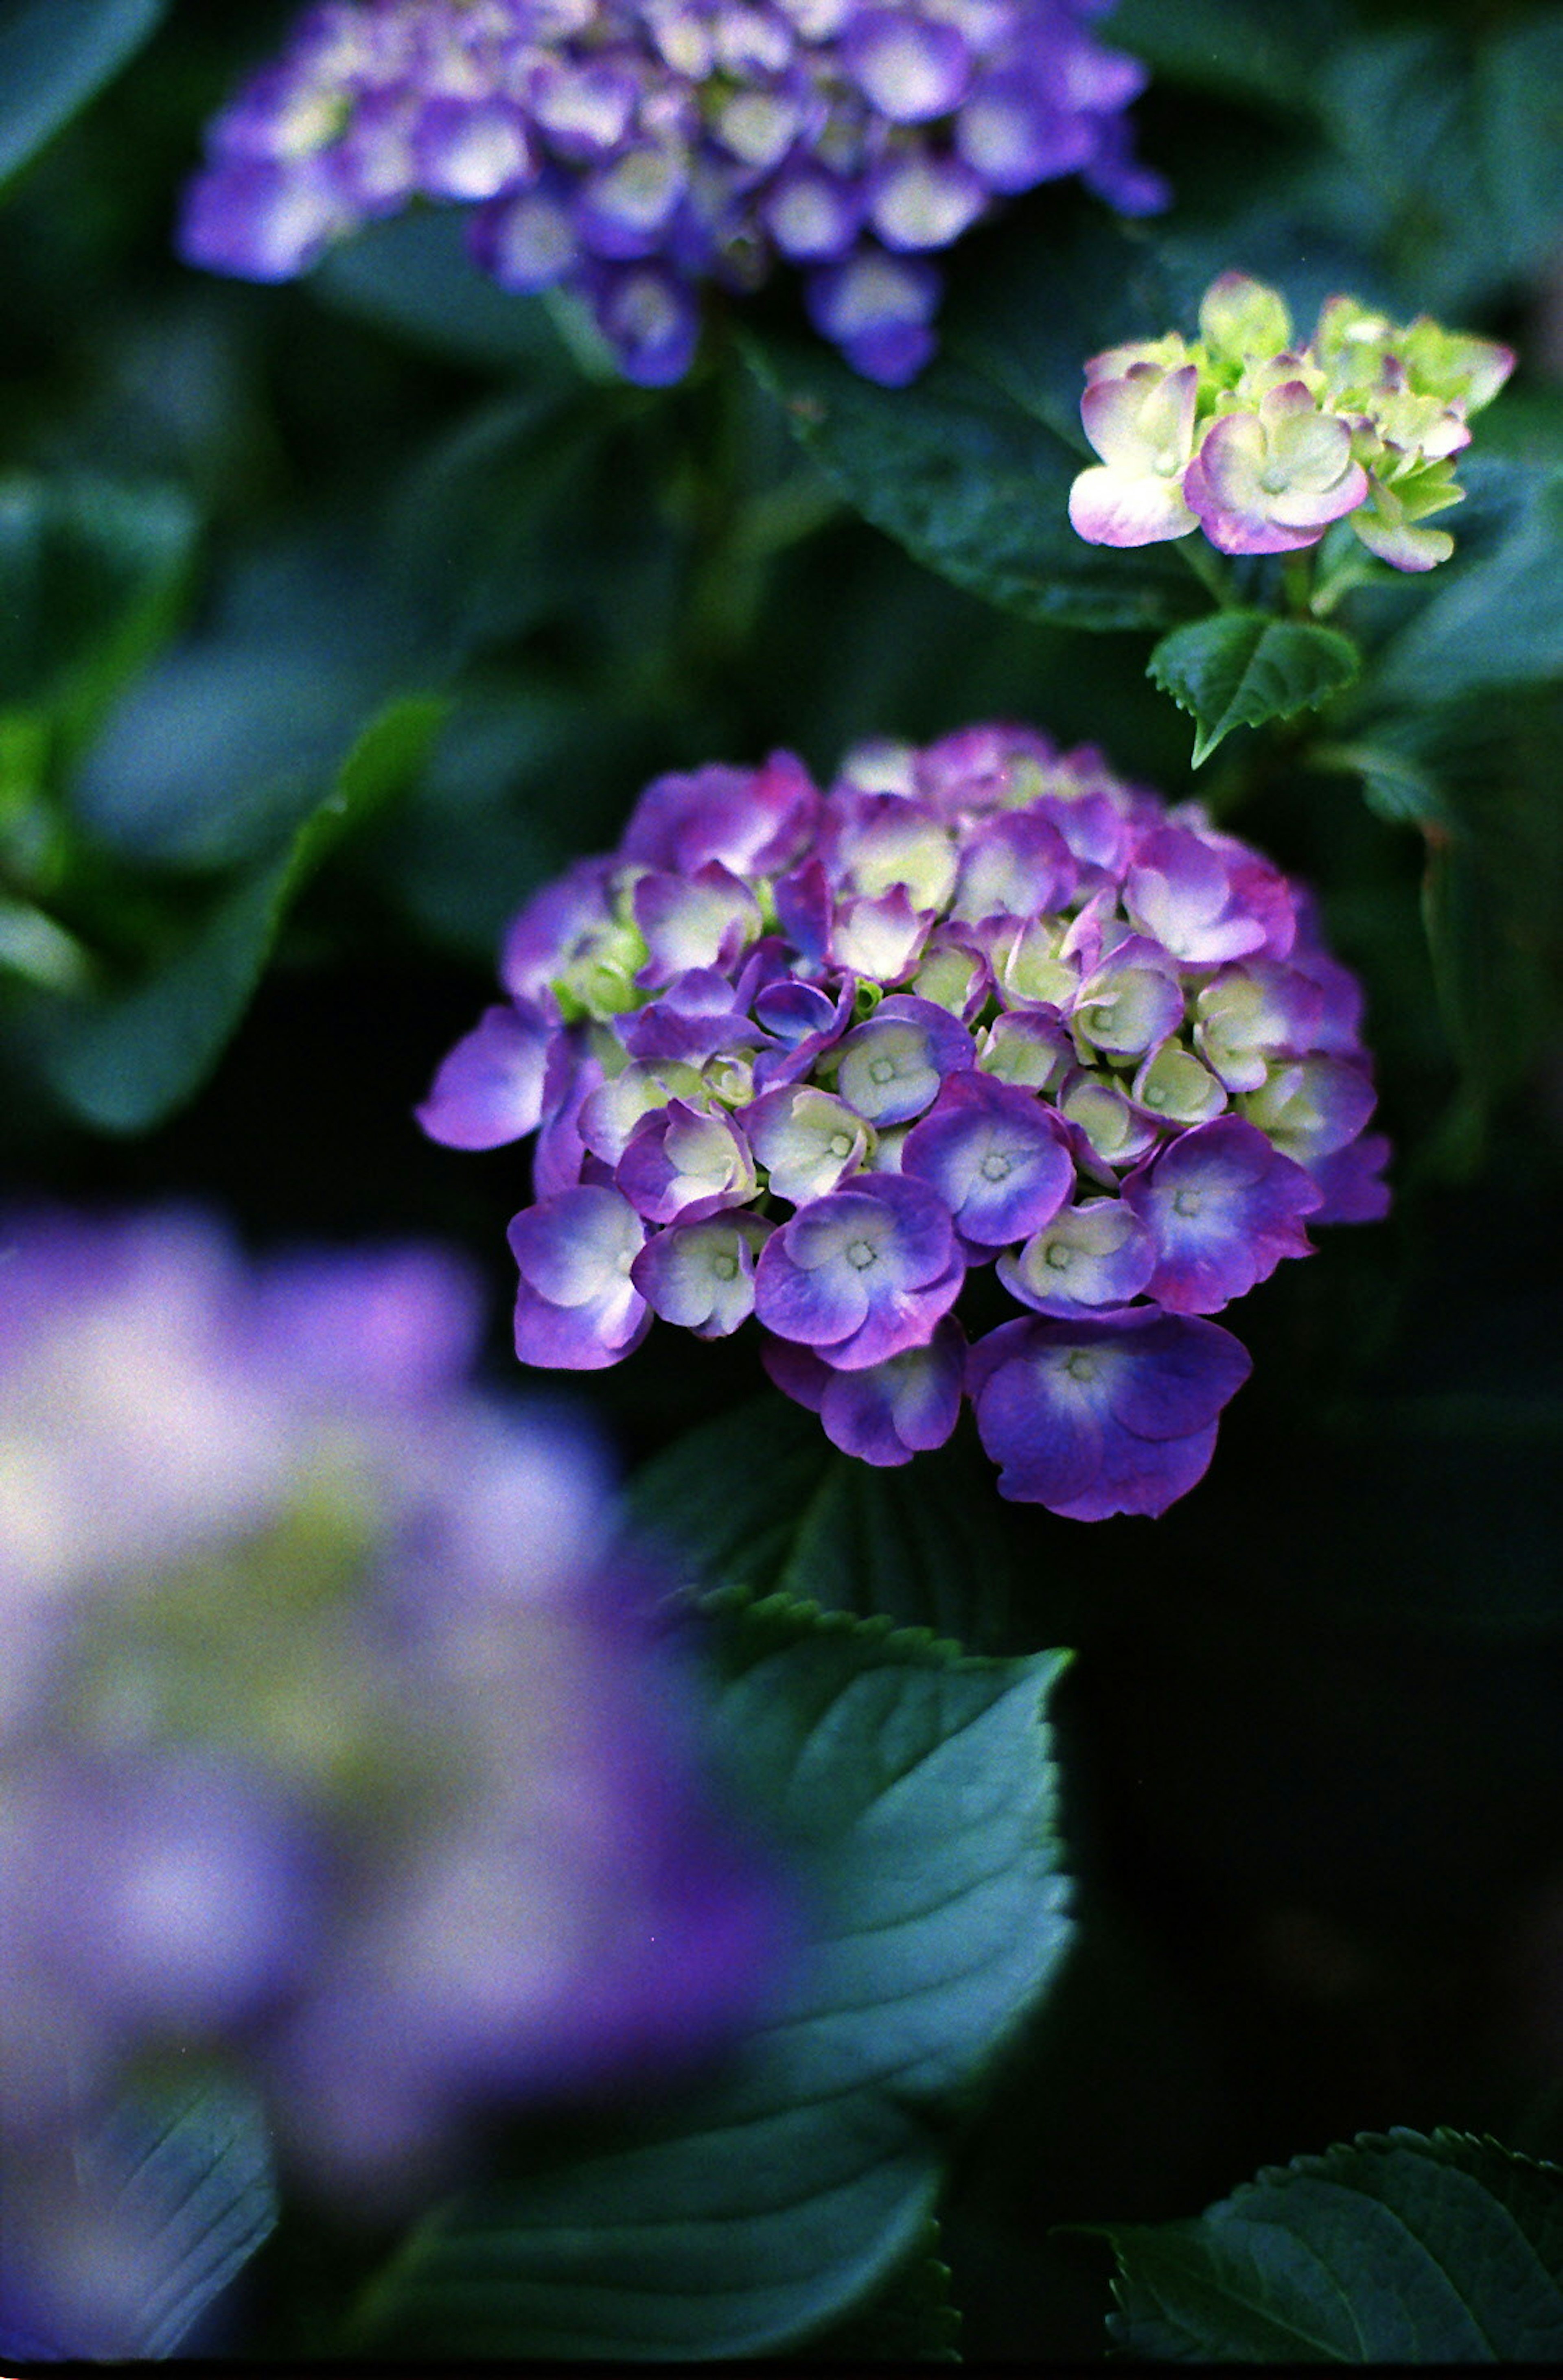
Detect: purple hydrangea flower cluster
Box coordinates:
(419, 725, 1390, 1520)
(0, 1209, 779, 2345)
(178, 0, 1165, 387)
(1069, 272, 1515, 570)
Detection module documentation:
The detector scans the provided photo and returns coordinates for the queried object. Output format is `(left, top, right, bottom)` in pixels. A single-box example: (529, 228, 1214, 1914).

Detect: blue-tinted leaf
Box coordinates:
(626, 1391, 1016, 1653)
(0, 0, 165, 190)
(311, 208, 581, 378)
(743, 323, 1193, 636)
(98, 2076, 278, 2357)
(1108, 0, 1343, 112)
(1101, 2129, 1563, 2363)
(0, 474, 197, 735)
(797, 2220, 960, 2363)
(70, 542, 416, 870)
(348, 1606, 1073, 2361)
(1313, 19, 1563, 312)
(0, 2074, 276, 2360)
(31, 692, 445, 1132)
(1376, 469, 1563, 706)
(1148, 610, 1360, 765)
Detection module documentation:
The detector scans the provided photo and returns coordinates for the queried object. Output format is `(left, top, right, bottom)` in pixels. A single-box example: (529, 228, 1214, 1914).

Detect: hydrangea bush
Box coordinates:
(179, 0, 1165, 384)
(0, 1210, 782, 2352)
(420, 725, 1387, 1517)
(7, 0, 1563, 2363)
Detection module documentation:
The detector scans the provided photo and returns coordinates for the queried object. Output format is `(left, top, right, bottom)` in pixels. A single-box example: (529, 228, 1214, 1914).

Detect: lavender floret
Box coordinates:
(178, 0, 1164, 385)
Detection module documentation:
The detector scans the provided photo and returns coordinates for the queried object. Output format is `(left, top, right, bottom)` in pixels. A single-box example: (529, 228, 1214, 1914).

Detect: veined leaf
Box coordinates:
(743, 326, 1193, 636)
(28, 693, 446, 1132)
(1148, 610, 1360, 765)
(625, 1391, 1016, 1652)
(347, 1605, 1073, 2362)
(1099, 2128, 1563, 2363)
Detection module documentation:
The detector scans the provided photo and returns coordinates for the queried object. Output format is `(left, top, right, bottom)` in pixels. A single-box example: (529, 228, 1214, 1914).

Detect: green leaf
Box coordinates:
(1147, 610, 1361, 765)
(70, 541, 415, 870)
(1376, 470, 1563, 708)
(348, 1607, 1073, 2362)
(312, 210, 581, 378)
(743, 326, 1193, 636)
(0, 0, 165, 191)
(796, 2218, 961, 2363)
(1099, 2129, 1563, 2363)
(99, 2075, 278, 2357)
(1307, 739, 1454, 834)
(626, 1391, 1016, 1652)
(5, 2074, 277, 2358)
(29, 692, 445, 1132)
(1313, 19, 1563, 313)
(1108, 0, 1344, 112)
(0, 474, 197, 740)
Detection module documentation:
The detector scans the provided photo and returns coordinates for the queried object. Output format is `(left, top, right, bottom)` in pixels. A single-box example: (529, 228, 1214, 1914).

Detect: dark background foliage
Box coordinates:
(4, 0, 1563, 2356)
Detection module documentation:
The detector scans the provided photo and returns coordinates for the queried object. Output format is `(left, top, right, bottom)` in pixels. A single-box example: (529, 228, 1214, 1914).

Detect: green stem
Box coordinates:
(1177, 538, 1237, 609)
(1282, 549, 1315, 618)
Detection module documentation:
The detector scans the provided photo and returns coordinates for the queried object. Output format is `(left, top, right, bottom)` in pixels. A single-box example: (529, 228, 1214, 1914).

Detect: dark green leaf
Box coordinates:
(347, 1606, 1073, 2361)
(1108, 0, 1343, 112)
(1313, 19, 1563, 312)
(312, 210, 582, 378)
(744, 326, 1193, 635)
(626, 1390, 1016, 1652)
(98, 2075, 278, 2357)
(383, 387, 672, 671)
(796, 2218, 961, 2363)
(1376, 470, 1563, 707)
(0, 0, 165, 190)
(2, 2074, 276, 2358)
(1148, 610, 1360, 765)
(0, 474, 197, 737)
(1307, 739, 1454, 833)
(69, 542, 415, 870)
(1100, 2128, 1563, 2363)
(31, 693, 445, 1132)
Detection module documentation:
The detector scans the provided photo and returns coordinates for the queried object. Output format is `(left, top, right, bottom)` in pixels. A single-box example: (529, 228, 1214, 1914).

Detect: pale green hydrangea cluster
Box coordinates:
(1069, 271, 1514, 571)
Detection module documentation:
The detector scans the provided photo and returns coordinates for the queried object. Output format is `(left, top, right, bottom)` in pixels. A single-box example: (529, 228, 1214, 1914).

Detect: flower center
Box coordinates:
(827, 1131, 855, 1159)
(1044, 1242, 1072, 1271)
(1173, 1188, 1204, 1218)
(868, 1057, 898, 1086)
(1064, 1350, 1098, 1383)
(979, 1152, 1013, 1182)
(845, 1237, 878, 1271)
(712, 1252, 739, 1280)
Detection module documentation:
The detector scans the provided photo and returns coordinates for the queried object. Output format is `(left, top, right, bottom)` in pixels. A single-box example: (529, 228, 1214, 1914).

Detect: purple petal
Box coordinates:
(753, 1174, 964, 1367)
(631, 1213, 770, 1336)
(901, 1070, 1075, 1246)
(621, 753, 819, 878)
(1123, 1116, 1322, 1313)
(1307, 1131, 1391, 1223)
(769, 1314, 966, 1465)
(970, 1308, 1250, 1517)
(177, 156, 348, 281)
(416, 1005, 551, 1151)
(842, 11, 973, 122)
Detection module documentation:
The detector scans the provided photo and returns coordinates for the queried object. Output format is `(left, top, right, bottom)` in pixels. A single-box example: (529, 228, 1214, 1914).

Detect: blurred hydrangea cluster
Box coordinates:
(1069, 271, 1514, 570)
(420, 725, 1389, 1520)
(0, 1211, 777, 2352)
(178, 0, 1164, 385)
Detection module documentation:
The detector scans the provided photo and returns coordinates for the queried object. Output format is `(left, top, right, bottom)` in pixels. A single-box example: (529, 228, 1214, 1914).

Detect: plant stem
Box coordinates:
(1177, 538, 1237, 609)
